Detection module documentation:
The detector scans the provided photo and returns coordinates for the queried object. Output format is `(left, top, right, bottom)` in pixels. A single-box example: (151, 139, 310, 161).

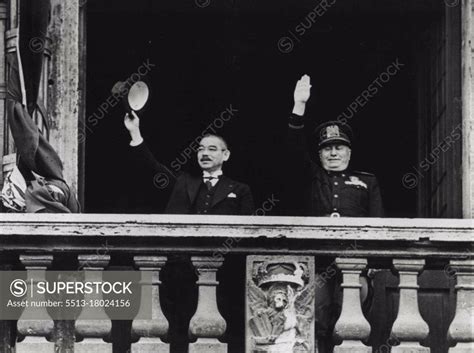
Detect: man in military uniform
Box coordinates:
(287, 74, 384, 217)
(287, 75, 384, 352)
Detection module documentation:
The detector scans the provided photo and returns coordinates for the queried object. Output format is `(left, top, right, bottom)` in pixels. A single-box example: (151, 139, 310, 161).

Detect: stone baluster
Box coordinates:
(390, 259, 429, 353)
(447, 259, 474, 353)
(131, 256, 169, 353)
(16, 255, 55, 353)
(333, 258, 371, 353)
(74, 255, 112, 353)
(188, 256, 227, 353)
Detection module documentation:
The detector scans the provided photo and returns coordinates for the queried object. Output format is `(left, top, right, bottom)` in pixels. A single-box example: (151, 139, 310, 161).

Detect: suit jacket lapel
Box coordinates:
(186, 175, 202, 205)
(211, 176, 236, 207)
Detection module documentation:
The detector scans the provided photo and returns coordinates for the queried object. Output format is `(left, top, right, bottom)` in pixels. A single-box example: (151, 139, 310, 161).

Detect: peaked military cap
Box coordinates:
(314, 121, 353, 149)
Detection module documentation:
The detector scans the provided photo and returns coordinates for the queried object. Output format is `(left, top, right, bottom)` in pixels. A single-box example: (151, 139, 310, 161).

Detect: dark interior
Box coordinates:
(84, 3, 449, 353)
(85, 0, 444, 216)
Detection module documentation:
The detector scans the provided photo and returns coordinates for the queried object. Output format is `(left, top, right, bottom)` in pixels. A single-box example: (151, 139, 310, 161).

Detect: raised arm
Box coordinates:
(287, 74, 313, 175)
(124, 111, 177, 186)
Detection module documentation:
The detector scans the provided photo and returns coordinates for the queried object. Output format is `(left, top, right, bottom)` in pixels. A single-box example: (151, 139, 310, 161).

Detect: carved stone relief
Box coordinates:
(246, 256, 315, 353)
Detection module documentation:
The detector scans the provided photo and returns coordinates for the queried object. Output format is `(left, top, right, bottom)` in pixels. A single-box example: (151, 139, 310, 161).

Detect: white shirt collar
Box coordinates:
(203, 170, 223, 178)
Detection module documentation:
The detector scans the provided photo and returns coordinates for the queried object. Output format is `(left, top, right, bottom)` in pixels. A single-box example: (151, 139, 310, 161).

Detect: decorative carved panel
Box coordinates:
(246, 255, 315, 353)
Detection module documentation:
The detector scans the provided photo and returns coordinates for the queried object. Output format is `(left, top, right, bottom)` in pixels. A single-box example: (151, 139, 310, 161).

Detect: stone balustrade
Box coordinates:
(0, 214, 472, 353)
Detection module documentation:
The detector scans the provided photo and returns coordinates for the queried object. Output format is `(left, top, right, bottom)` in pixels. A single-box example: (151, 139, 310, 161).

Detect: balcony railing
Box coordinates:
(0, 214, 472, 353)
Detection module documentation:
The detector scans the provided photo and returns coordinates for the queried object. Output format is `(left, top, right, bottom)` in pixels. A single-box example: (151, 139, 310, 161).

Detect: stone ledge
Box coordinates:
(0, 214, 472, 242)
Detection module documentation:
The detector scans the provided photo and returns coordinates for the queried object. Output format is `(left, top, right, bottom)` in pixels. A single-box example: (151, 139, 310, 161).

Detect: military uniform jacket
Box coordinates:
(130, 142, 255, 215)
(287, 115, 384, 217)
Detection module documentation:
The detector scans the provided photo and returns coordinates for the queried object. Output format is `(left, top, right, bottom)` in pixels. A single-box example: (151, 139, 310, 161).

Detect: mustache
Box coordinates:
(200, 157, 212, 161)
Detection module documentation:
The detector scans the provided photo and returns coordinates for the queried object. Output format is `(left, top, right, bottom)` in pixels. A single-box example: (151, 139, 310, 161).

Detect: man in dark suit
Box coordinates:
(124, 111, 254, 215)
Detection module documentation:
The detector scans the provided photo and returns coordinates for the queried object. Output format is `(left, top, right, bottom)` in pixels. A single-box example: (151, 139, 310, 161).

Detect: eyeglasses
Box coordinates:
(197, 146, 226, 153)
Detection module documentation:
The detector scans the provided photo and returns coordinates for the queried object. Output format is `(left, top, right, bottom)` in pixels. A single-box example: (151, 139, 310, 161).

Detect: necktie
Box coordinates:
(203, 176, 217, 190)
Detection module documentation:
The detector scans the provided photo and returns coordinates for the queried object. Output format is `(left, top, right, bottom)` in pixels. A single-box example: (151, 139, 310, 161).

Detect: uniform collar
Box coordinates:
(325, 169, 349, 177)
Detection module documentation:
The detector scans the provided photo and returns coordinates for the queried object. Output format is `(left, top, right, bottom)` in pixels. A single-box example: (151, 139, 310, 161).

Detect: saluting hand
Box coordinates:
(294, 74, 311, 104)
(293, 74, 311, 116)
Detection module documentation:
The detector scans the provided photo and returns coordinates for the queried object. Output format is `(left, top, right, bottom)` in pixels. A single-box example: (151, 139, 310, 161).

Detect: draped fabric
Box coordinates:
(19, 0, 51, 115)
(1, 166, 26, 212)
(5, 0, 80, 213)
